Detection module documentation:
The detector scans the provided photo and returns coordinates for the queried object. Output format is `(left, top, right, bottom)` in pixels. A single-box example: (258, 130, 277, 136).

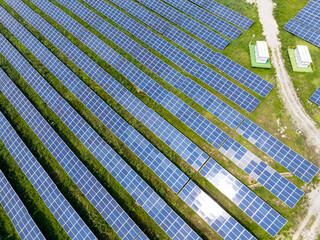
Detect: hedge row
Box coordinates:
(0, 1, 220, 239)
(0, 197, 21, 240)
(0, 125, 69, 239)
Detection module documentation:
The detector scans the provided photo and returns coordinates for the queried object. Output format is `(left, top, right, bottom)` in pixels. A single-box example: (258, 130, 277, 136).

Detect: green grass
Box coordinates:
(0, 137, 69, 240)
(0, 202, 21, 240)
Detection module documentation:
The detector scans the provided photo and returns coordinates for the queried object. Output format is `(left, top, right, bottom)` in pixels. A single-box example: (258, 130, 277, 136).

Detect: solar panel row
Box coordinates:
(56, 0, 247, 127)
(219, 137, 304, 208)
(310, 87, 320, 105)
(6, 0, 208, 173)
(29, 0, 229, 148)
(103, 0, 273, 99)
(27, 0, 308, 208)
(0, 36, 147, 240)
(152, 0, 242, 40)
(284, 20, 320, 47)
(0, 100, 96, 240)
(1, 8, 189, 194)
(189, 0, 254, 30)
(0, 30, 203, 240)
(0, 168, 44, 240)
(136, 0, 231, 48)
(237, 119, 319, 183)
(295, 0, 320, 32)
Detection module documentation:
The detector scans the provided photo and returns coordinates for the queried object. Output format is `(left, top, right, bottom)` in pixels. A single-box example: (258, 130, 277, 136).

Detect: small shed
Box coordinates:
(255, 41, 269, 64)
(294, 45, 312, 68)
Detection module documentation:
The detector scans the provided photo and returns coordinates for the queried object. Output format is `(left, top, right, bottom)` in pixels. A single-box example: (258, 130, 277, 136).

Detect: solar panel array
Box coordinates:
(56, 0, 247, 126)
(1, 7, 188, 194)
(0, 168, 44, 240)
(151, 0, 242, 40)
(136, 0, 231, 48)
(101, 0, 273, 99)
(0, 28, 204, 240)
(219, 137, 304, 208)
(0, 35, 148, 240)
(200, 158, 287, 237)
(179, 182, 256, 240)
(0, 98, 96, 240)
(237, 119, 319, 183)
(5, 0, 209, 173)
(310, 87, 320, 105)
(284, 0, 320, 47)
(188, 0, 254, 30)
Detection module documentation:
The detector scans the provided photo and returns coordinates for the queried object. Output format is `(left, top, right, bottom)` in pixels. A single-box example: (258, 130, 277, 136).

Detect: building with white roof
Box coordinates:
(294, 45, 312, 68)
(255, 41, 269, 64)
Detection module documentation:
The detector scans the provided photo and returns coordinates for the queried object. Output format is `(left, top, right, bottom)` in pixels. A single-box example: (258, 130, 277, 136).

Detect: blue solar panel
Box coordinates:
(210, 53, 274, 98)
(136, 0, 230, 49)
(284, 19, 320, 47)
(200, 158, 287, 237)
(0, 34, 147, 240)
(237, 119, 319, 183)
(310, 87, 320, 105)
(0, 29, 200, 240)
(219, 137, 304, 208)
(55, 0, 245, 129)
(161, 0, 242, 40)
(27, 0, 228, 148)
(0, 104, 96, 240)
(179, 182, 256, 240)
(295, 0, 320, 32)
(189, 0, 254, 30)
(0, 168, 44, 240)
(5, 0, 208, 172)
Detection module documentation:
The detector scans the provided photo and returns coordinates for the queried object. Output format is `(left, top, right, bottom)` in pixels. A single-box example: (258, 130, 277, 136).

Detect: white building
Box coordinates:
(255, 41, 269, 64)
(294, 45, 312, 68)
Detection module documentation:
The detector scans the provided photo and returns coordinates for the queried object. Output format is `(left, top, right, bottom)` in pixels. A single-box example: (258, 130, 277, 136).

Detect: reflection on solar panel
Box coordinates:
(136, 0, 231, 48)
(0, 168, 44, 240)
(5, 0, 208, 172)
(211, 53, 274, 98)
(56, 0, 245, 128)
(284, 19, 320, 47)
(0, 97, 96, 240)
(219, 137, 304, 208)
(0, 36, 147, 240)
(200, 159, 287, 237)
(0, 31, 201, 240)
(189, 0, 254, 30)
(1, 7, 189, 193)
(153, 0, 242, 40)
(179, 182, 256, 240)
(236, 119, 319, 183)
(28, 0, 228, 148)
(310, 87, 320, 105)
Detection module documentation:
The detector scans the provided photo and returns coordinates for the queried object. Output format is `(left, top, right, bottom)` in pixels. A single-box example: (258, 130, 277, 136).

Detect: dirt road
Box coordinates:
(246, 0, 320, 239)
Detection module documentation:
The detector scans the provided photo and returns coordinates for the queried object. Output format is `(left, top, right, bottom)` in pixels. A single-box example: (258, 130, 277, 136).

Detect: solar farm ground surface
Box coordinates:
(0, 0, 319, 239)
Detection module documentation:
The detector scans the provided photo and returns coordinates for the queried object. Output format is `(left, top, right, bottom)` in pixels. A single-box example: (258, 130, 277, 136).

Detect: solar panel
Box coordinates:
(161, 0, 242, 40)
(310, 87, 320, 105)
(28, 0, 228, 148)
(189, 0, 254, 30)
(284, 19, 320, 48)
(0, 168, 45, 240)
(295, 0, 320, 32)
(0, 35, 147, 240)
(219, 137, 304, 208)
(0, 31, 200, 240)
(236, 119, 319, 183)
(5, 0, 208, 172)
(0, 104, 96, 240)
(200, 158, 287, 237)
(83, 0, 270, 100)
(55, 0, 245, 128)
(136, 0, 230, 49)
(179, 182, 256, 240)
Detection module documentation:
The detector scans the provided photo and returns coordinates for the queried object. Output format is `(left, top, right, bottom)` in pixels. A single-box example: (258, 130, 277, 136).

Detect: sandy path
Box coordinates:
(246, 0, 320, 239)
